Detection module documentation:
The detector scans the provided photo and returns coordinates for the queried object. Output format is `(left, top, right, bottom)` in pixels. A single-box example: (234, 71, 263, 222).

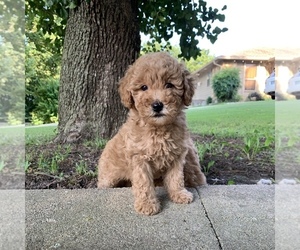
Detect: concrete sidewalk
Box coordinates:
(26, 185, 276, 250)
(2, 185, 300, 249)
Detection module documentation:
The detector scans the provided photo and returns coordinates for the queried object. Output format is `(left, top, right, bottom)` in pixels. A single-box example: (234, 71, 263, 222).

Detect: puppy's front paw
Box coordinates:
(170, 189, 193, 204)
(134, 200, 161, 216)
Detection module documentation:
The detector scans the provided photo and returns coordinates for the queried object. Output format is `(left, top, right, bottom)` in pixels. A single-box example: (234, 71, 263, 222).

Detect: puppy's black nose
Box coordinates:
(152, 101, 164, 113)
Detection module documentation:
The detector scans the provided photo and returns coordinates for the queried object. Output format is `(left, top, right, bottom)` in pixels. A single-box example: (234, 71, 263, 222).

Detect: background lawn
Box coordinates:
(275, 100, 300, 133)
(22, 101, 276, 142)
(21, 101, 276, 143)
(25, 124, 57, 144)
(186, 101, 275, 139)
(0, 125, 25, 145)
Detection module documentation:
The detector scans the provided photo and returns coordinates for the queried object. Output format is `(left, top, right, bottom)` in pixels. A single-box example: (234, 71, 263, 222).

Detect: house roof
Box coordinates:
(219, 47, 300, 60)
(193, 47, 300, 75)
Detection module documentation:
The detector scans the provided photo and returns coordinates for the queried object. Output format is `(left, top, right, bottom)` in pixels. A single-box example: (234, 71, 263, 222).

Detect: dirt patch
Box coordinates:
(192, 134, 275, 185)
(23, 134, 277, 189)
(0, 173, 25, 189)
(0, 144, 25, 189)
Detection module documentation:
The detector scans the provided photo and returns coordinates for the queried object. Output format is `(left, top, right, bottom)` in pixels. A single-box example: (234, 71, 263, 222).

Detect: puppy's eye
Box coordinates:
(165, 82, 174, 89)
(141, 85, 148, 91)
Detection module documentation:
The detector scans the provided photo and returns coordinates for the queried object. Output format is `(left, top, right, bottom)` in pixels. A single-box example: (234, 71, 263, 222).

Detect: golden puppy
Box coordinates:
(97, 52, 206, 215)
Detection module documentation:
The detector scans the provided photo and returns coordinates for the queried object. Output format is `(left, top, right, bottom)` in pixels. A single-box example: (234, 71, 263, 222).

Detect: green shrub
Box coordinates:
(212, 67, 241, 102)
(25, 41, 61, 123)
(206, 96, 213, 105)
(232, 94, 243, 102)
(7, 112, 23, 125)
(247, 92, 264, 101)
(30, 79, 59, 124)
(1, 40, 25, 123)
(30, 112, 44, 125)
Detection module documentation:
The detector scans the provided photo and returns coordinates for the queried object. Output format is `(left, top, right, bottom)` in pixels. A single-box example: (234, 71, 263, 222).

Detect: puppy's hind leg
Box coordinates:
(97, 161, 120, 189)
(184, 144, 207, 187)
(97, 174, 117, 189)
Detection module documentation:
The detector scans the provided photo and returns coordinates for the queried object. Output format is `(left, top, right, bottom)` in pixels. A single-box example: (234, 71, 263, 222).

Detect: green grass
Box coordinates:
(0, 124, 57, 146)
(4, 101, 284, 148)
(0, 125, 25, 145)
(21, 102, 277, 143)
(275, 100, 300, 150)
(275, 100, 300, 131)
(25, 125, 57, 144)
(187, 101, 276, 172)
(186, 101, 275, 138)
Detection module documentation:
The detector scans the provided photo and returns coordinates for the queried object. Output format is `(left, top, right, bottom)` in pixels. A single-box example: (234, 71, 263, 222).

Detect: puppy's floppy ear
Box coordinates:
(118, 66, 134, 109)
(182, 66, 195, 106)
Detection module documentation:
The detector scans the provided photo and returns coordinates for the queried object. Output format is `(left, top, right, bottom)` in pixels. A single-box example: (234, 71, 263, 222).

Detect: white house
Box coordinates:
(192, 47, 300, 105)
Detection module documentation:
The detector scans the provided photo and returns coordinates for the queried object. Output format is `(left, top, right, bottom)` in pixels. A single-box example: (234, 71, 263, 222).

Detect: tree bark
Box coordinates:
(55, 0, 140, 143)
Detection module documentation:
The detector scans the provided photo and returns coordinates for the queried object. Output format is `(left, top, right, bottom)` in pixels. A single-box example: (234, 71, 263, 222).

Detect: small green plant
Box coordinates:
(64, 144, 72, 155)
(0, 160, 6, 172)
(24, 160, 31, 171)
(195, 142, 208, 162)
(227, 180, 235, 185)
(14, 156, 26, 171)
(88, 170, 97, 177)
(203, 160, 215, 175)
(196, 140, 225, 160)
(84, 138, 108, 149)
(239, 135, 261, 160)
(37, 153, 56, 174)
(263, 134, 274, 149)
(287, 135, 298, 148)
(37, 153, 46, 169)
(36, 146, 71, 175)
(94, 138, 107, 149)
(49, 157, 59, 175)
(75, 156, 97, 177)
(75, 161, 88, 175)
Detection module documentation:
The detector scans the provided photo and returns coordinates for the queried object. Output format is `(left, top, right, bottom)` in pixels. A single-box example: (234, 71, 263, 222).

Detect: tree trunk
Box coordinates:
(55, 0, 140, 143)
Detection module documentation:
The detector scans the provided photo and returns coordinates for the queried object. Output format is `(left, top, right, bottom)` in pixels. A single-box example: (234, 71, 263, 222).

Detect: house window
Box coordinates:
(207, 78, 210, 86)
(245, 65, 257, 90)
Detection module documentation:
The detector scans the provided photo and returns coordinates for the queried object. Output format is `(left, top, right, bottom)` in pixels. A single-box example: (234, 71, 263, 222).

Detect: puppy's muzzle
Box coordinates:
(152, 101, 164, 113)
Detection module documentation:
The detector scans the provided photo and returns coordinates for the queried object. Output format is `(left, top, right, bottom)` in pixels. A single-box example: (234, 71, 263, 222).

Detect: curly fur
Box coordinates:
(97, 52, 206, 215)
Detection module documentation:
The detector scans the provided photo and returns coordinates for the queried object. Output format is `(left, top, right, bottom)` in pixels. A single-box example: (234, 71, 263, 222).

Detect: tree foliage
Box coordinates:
(212, 68, 241, 102)
(25, 2, 62, 123)
(184, 49, 214, 72)
(141, 42, 214, 72)
(26, 0, 227, 60)
(25, 40, 60, 123)
(0, 0, 25, 124)
(0, 0, 24, 52)
(139, 0, 227, 59)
